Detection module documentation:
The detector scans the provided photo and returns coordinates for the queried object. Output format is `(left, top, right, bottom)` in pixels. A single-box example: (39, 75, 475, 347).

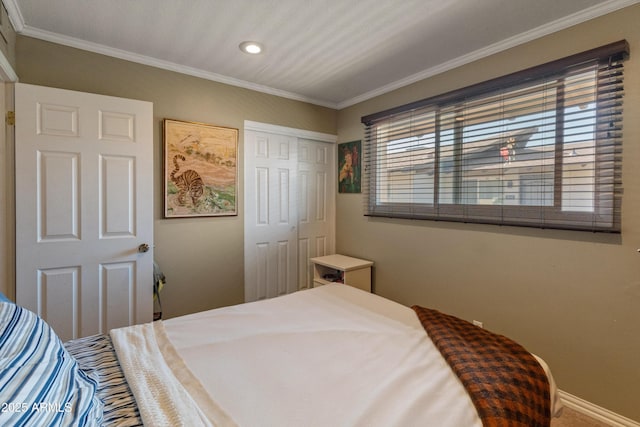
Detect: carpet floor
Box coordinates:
(551, 406, 610, 427)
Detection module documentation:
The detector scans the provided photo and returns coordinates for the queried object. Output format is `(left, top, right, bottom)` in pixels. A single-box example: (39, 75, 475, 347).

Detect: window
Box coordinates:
(361, 41, 628, 232)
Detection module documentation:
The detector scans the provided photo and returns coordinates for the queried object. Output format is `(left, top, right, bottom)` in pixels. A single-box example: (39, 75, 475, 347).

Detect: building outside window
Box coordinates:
(362, 41, 627, 232)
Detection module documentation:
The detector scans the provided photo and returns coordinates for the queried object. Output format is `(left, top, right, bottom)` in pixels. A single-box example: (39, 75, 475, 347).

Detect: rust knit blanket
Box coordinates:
(412, 305, 551, 427)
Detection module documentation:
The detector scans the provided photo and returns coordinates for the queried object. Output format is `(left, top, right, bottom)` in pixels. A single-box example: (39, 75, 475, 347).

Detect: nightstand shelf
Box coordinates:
(310, 254, 373, 292)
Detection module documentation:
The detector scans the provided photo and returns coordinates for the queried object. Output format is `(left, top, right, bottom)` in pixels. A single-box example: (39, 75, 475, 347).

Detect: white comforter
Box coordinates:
(112, 284, 561, 427)
(110, 322, 236, 426)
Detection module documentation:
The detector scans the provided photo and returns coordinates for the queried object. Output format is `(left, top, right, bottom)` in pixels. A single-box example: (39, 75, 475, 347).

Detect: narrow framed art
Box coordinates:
(338, 140, 361, 193)
(163, 119, 238, 218)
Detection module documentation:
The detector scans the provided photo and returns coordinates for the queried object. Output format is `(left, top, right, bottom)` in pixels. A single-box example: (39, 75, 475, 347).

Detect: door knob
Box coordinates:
(138, 243, 150, 253)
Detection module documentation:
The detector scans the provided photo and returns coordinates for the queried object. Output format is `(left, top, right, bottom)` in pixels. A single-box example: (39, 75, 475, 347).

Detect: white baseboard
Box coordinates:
(559, 390, 640, 427)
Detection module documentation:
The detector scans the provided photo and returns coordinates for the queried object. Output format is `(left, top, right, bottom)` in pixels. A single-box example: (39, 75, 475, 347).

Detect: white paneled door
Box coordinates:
(244, 123, 335, 302)
(297, 138, 335, 287)
(244, 131, 298, 302)
(15, 83, 154, 341)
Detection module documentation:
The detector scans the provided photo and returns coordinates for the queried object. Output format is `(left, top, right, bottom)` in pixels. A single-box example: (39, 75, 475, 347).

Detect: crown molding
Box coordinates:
(0, 47, 17, 82)
(3, 0, 24, 33)
(6, 0, 639, 110)
(337, 0, 640, 109)
(20, 25, 338, 109)
(9, 20, 338, 109)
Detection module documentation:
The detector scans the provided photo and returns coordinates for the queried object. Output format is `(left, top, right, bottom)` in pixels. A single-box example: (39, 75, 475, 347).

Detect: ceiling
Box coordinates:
(6, 0, 638, 109)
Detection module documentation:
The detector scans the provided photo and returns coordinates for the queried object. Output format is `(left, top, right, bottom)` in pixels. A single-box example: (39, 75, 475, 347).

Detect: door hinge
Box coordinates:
(6, 111, 14, 126)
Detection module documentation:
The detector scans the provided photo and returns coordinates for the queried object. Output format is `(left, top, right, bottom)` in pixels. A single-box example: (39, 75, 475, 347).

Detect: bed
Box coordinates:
(0, 284, 562, 426)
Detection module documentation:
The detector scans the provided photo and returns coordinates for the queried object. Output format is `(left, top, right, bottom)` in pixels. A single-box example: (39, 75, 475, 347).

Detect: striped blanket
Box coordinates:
(412, 306, 551, 427)
(64, 334, 143, 427)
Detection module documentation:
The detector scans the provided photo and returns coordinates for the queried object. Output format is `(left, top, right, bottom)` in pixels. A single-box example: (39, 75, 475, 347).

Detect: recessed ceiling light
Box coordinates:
(239, 41, 264, 55)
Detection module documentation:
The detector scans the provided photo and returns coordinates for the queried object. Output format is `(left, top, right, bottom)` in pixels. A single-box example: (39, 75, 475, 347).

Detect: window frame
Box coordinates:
(361, 41, 628, 233)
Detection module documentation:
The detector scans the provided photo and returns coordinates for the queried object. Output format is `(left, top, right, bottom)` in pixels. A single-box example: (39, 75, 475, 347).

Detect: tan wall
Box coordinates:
(336, 4, 640, 421)
(15, 36, 337, 318)
(12, 5, 640, 422)
(0, 4, 16, 69)
(0, 7, 16, 300)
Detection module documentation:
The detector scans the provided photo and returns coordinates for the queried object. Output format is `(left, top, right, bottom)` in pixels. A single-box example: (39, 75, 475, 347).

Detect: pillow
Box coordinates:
(0, 290, 11, 303)
(0, 302, 103, 426)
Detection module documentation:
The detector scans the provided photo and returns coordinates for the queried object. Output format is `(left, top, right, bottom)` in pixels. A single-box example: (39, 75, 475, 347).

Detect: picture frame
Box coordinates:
(163, 119, 238, 218)
(338, 140, 361, 193)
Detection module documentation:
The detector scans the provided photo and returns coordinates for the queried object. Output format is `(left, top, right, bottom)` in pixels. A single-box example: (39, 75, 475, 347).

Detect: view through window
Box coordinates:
(362, 42, 627, 232)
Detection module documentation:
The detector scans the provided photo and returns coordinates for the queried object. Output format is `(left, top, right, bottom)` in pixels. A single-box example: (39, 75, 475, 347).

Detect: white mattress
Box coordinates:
(159, 284, 560, 426)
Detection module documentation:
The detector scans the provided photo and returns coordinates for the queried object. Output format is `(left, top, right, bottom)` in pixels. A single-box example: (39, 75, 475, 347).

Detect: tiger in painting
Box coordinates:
(170, 154, 204, 206)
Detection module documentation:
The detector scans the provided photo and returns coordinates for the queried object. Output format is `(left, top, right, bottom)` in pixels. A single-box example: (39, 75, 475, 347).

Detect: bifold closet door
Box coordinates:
(244, 126, 336, 303)
(244, 130, 298, 302)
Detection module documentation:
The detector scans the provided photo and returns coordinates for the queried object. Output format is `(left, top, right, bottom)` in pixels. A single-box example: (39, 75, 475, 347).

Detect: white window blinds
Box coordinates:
(361, 41, 628, 232)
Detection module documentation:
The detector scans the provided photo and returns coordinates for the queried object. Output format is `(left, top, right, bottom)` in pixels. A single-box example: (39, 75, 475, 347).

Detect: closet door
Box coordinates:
(244, 122, 336, 302)
(297, 138, 335, 289)
(244, 130, 298, 301)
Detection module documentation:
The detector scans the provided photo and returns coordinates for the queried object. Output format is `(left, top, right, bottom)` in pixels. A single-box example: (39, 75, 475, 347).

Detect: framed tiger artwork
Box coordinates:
(163, 119, 238, 218)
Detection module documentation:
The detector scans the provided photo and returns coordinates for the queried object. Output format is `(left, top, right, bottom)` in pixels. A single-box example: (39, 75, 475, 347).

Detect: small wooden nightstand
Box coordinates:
(310, 254, 373, 292)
